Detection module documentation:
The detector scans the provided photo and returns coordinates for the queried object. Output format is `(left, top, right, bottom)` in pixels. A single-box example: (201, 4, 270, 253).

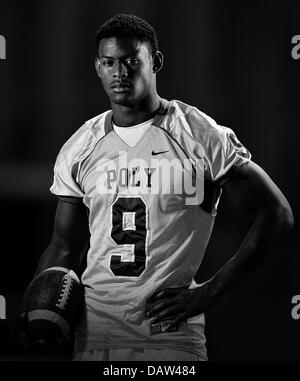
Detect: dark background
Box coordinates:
(0, 0, 299, 361)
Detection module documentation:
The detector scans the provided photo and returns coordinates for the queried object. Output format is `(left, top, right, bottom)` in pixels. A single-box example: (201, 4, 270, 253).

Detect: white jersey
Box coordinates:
(50, 99, 251, 357)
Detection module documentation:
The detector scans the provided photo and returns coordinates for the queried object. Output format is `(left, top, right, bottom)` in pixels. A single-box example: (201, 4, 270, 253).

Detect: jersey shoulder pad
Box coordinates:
(58, 110, 110, 165)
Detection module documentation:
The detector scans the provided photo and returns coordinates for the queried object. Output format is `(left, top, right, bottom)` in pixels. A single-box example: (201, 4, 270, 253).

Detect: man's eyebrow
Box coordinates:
(99, 51, 139, 59)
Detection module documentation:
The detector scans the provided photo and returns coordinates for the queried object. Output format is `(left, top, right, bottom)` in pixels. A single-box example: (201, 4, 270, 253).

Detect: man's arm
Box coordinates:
(34, 197, 90, 276)
(203, 161, 293, 296)
(15, 198, 89, 350)
(145, 161, 294, 327)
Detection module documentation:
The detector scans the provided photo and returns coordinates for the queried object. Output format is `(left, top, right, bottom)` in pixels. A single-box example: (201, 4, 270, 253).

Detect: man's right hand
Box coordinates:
(14, 312, 47, 353)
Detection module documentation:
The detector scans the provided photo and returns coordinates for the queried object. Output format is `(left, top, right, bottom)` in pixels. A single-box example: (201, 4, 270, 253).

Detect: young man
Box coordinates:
(22, 14, 293, 361)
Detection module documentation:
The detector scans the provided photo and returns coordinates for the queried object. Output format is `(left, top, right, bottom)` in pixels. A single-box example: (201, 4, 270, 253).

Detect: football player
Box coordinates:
(20, 14, 293, 361)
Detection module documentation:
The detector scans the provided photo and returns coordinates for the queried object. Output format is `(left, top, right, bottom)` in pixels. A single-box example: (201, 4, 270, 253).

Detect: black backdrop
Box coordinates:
(0, 0, 299, 361)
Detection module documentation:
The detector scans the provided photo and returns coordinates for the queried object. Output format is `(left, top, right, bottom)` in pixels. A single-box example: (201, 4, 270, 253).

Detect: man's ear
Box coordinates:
(152, 51, 164, 73)
(95, 57, 101, 78)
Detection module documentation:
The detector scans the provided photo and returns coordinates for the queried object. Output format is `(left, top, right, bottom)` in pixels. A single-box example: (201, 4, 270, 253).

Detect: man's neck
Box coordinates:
(111, 95, 160, 127)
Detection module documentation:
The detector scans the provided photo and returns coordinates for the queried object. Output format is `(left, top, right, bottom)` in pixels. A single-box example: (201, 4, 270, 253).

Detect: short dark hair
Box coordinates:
(95, 14, 158, 57)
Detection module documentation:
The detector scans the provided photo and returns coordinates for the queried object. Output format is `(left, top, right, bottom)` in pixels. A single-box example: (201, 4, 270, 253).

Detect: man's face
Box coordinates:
(95, 37, 155, 106)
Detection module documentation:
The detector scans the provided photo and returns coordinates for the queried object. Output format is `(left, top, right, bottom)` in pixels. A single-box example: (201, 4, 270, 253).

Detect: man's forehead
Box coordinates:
(99, 37, 150, 57)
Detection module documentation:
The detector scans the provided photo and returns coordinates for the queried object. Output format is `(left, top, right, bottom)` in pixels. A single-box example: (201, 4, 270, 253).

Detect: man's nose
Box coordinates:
(113, 62, 128, 78)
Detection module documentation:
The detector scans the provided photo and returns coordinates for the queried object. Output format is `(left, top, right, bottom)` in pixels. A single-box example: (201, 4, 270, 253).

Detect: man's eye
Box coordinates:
(102, 60, 113, 66)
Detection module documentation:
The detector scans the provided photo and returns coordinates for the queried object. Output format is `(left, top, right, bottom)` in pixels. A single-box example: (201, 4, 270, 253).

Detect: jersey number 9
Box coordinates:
(110, 197, 147, 277)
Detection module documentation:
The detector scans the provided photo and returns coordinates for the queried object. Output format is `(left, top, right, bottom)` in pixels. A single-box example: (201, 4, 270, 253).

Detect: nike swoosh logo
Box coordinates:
(152, 150, 169, 156)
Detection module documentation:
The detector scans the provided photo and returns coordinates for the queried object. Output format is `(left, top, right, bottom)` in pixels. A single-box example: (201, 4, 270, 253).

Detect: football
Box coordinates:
(22, 267, 84, 344)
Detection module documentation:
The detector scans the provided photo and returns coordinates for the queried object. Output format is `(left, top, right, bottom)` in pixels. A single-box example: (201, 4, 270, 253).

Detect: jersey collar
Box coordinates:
(104, 98, 171, 135)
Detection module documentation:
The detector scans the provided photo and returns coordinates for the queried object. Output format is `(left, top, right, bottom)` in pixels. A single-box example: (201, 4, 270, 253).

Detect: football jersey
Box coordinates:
(50, 98, 251, 357)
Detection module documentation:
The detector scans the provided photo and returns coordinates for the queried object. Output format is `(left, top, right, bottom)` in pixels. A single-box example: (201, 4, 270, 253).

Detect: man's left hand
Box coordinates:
(145, 283, 213, 332)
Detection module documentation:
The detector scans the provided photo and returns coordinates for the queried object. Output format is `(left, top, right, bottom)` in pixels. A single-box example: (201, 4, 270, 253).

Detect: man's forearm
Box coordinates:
(205, 207, 294, 304)
(33, 243, 86, 277)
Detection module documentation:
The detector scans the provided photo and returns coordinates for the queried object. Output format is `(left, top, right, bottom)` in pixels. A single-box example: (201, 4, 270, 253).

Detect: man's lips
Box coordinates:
(111, 82, 132, 93)
(110, 82, 131, 89)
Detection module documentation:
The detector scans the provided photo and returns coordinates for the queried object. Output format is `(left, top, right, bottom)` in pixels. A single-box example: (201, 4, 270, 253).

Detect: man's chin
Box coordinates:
(110, 94, 136, 107)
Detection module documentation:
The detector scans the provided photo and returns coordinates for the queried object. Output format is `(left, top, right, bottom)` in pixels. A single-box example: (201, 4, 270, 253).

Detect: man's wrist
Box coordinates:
(200, 274, 230, 310)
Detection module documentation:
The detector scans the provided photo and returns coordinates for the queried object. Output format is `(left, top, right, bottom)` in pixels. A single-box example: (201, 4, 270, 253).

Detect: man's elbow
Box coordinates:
(272, 203, 294, 234)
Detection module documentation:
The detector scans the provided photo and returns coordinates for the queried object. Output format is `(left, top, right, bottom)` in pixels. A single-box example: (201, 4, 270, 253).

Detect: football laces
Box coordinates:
(56, 274, 75, 310)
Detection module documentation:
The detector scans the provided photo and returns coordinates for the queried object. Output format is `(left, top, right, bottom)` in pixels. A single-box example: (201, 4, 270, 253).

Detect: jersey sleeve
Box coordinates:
(50, 151, 84, 198)
(185, 107, 251, 184)
(50, 124, 90, 198)
(207, 123, 251, 184)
